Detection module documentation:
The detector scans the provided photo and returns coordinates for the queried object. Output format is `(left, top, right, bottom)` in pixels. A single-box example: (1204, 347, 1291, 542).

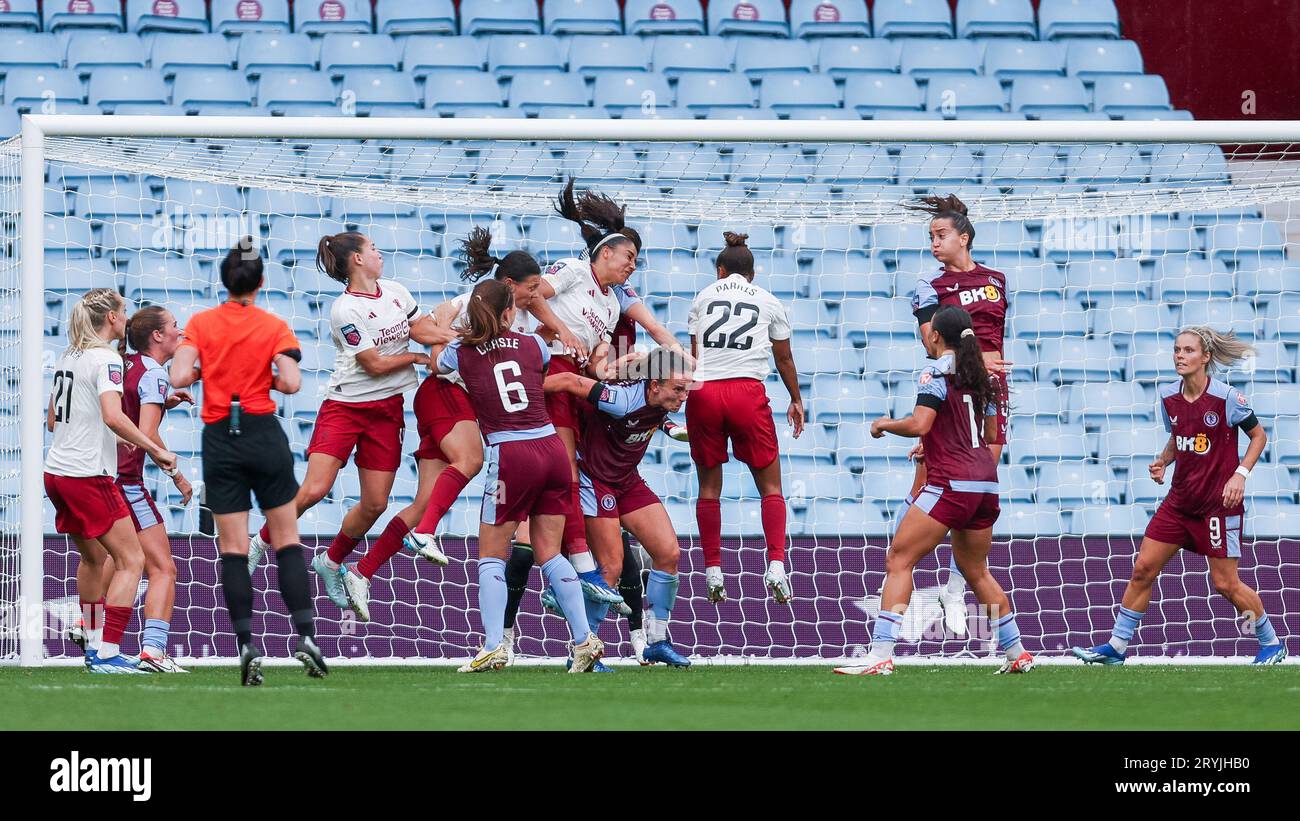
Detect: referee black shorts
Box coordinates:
(202, 413, 299, 515)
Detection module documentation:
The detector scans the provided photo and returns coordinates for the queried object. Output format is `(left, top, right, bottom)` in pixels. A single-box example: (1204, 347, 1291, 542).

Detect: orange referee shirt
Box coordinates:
(181, 301, 301, 424)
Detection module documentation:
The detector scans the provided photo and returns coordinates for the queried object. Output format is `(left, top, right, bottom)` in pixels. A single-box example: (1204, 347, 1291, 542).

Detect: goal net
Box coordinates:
(3, 117, 1298, 665)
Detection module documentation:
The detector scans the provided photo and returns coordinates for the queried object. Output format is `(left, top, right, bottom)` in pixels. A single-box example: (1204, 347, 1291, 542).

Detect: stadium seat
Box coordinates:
(1209, 221, 1287, 265)
(1036, 338, 1124, 384)
(257, 69, 338, 113)
(1223, 341, 1296, 384)
(838, 297, 914, 345)
(248, 188, 328, 219)
(1247, 501, 1300, 538)
(1010, 76, 1090, 117)
(1270, 417, 1300, 465)
(146, 34, 235, 80)
(983, 41, 1066, 81)
(1012, 383, 1065, 421)
(708, 0, 789, 38)
(320, 34, 400, 77)
(0, 107, 20, 138)
(1148, 144, 1228, 186)
(956, 0, 1035, 39)
(758, 74, 840, 114)
(358, 216, 434, 256)
(1249, 386, 1300, 418)
(89, 67, 170, 111)
(807, 254, 891, 299)
(1238, 262, 1300, 301)
(896, 145, 979, 187)
(1066, 39, 1143, 83)
(789, 0, 870, 38)
(676, 73, 756, 112)
(695, 222, 778, 251)
(3, 68, 85, 110)
(1037, 464, 1122, 505)
(124, 256, 211, 303)
(1065, 258, 1148, 303)
(1066, 381, 1153, 424)
(723, 143, 806, 181)
(644, 144, 728, 183)
(1244, 464, 1299, 502)
(0, 32, 62, 79)
(983, 145, 1063, 186)
(73, 185, 156, 220)
(238, 33, 316, 78)
(1153, 256, 1233, 301)
(625, 0, 705, 35)
(267, 217, 347, 262)
(544, 0, 622, 35)
(1068, 506, 1150, 536)
(899, 38, 980, 79)
(735, 39, 815, 78)
(44, 0, 125, 33)
(127, 0, 207, 33)
(873, 0, 952, 38)
(811, 145, 894, 186)
(568, 36, 651, 78)
(341, 70, 420, 112)
(171, 68, 253, 112)
(488, 34, 567, 78)
(1008, 298, 1087, 339)
(1040, 217, 1121, 263)
(816, 38, 897, 78)
(1094, 74, 1171, 115)
(0, 0, 40, 32)
(1038, 0, 1121, 40)
(864, 343, 929, 383)
(925, 75, 1006, 117)
(1066, 143, 1146, 185)
(1180, 299, 1260, 339)
(807, 498, 890, 536)
(992, 503, 1068, 537)
(796, 339, 863, 377)
(651, 35, 732, 77)
(376, 0, 456, 35)
(869, 222, 928, 263)
(293, 0, 372, 34)
(403, 36, 487, 79)
(461, 0, 542, 35)
(843, 75, 923, 116)
(1098, 422, 1166, 462)
(212, 0, 289, 33)
(1009, 419, 1089, 463)
(593, 72, 673, 115)
(507, 72, 588, 113)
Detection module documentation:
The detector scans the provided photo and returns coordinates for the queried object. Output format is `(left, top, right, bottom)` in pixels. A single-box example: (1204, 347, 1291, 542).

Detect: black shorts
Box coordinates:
(202, 413, 299, 515)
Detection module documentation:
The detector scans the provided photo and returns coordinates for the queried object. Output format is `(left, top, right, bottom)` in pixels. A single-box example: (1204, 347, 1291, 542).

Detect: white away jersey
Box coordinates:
(688, 274, 791, 383)
(44, 346, 125, 478)
(327, 281, 423, 403)
(541, 257, 621, 354)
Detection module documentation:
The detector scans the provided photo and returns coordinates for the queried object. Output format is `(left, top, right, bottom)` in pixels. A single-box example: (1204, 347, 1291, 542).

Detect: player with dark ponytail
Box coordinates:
(836, 305, 1031, 677)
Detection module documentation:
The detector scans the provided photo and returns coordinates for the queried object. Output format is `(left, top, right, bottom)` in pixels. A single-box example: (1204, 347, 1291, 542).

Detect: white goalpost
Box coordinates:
(3, 115, 1299, 667)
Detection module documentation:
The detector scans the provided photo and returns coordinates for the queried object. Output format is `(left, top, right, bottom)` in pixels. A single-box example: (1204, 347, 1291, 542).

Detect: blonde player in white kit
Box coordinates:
(43, 288, 178, 674)
(247, 231, 453, 621)
(687, 232, 805, 604)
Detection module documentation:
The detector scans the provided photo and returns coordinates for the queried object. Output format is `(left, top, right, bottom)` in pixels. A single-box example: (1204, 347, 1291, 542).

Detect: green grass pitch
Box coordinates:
(3, 664, 1297, 730)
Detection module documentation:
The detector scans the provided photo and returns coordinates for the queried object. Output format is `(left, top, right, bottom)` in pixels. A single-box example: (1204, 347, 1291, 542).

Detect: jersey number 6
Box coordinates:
(493, 361, 529, 413)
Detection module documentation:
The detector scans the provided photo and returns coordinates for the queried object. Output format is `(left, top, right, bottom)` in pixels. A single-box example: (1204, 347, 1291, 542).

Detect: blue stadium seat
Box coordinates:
(1126, 349, 1174, 384)
(676, 72, 755, 112)
(63, 33, 150, 80)
(43, 215, 96, 257)
(983, 40, 1065, 81)
(1037, 464, 1122, 505)
(461, 0, 542, 35)
(257, 69, 338, 113)
(1037, 338, 1124, 384)
(993, 503, 1068, 537)
(1068, 505, 1150, 536)
(974, 220, 1034, 259)
(796, 339, 863, 377)
(875, 0, 952, 38)
(1223, 341, 1295, 384)
(843, 74, 922, 116)
(158, 180, 244, 215)
(171, 68, 252, 112)
(864, 342, 929, 383)
(1248, 501, 1300, 538)
(0, 0, 40, 31)
(1209, 221, 1287, 265)
(815, 44, 898, 85)
(983, 145, 1062, 185)
(3, 68, 85, 110)
(1014, 383, 1065, 421)
(869, 222, 928, 263)
(644, 144, 727, 181)
(956, 0, 1034, 39)
(89, 67, 169, 111)
(724, 143, 807, 180)
(651, 35, 732, 77)
(708, 0, 789, 38)
(805, 499, 889, 536)
(148, 33, 234, 80)
(522, 215, 583, 254)
(593, 72, 673, 115)
(0, 107, 20, 138)
(735, 38, 814, 77)
(376, 0, 456, 35)
(1099, 422, 1166, 463)
(896, 144, 979, 187)
(1148, 144, 1228, 186)
(838, 296, 914, 345)
(695, 222, 778, 251)
(1093, 74, 1170, 115)
(811, 145, 894, 184)
(1065, 258, 1147, 303)
(788, 469, 862, 507)
(544, 0, 622, 35)
(789, 0, 870, 38)
(1039, 0, 1120, 40)
(73, 186, 155, 219)
(625, 0, 705, 35)
(899, 38, 980, 79)
(1271, 417, 1300, 465)
(1008, 297, 1087, 338)
(44, 0, 125, 33)
(488, 34, 567, 77)
(403, 36, 487, 79)
(1153, 256, 1233, 301)
(1066, 381, 1152, 424)
(1066, 39, 1143, 82)
(293, 0, 372, 34)
(320, 34, 400, 77)
(924, 75, 1006, 117)
(1009, 419, 1089, 462)
(248, 188, 328, 218)
(507, 72, 588, 113)
(804, 252, 883, 296)
(1238, 262, 1300, 300)
(759, 74, 840, 114)
(331, 197, 417, 220)
(1066, 143, 1145, 185)
(1118, 108, 1194, 121)
(342, 70, 420, 112)
(568, 35, 651, 78)
(1261, 294, 1300, 341)
(1249, 385, 1300, 418)
(1040, 217, 1120, 263)
(45, 257, 118, 295)
(1180, 299, 1259, 339)
(0, 32, 62, 78)
(1144, 225, 1201, 257)
(238, 33, 315, 78)
(127, 0, 206, 33)
(1244, 464, 1299, 502)
(812, 374, 892, 423)
(836, 423, 917, 470)
(268, 217, 347, 263)
(356, 216, 434, 256)
(1005, 263, 1065, 297)
(1010, 76, 1090, 116)
(124, 256, 210, 303)
(212, 0, 289, 33)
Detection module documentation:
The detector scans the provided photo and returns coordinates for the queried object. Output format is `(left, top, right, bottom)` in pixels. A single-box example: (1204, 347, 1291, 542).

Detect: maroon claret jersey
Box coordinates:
(913, 353, 998, 490)
(578, 381, 667, 484)
(116, 353, 170, 484)
(910, 263, 1008, 354)
(437, 332, 554, 444)
(1157, 378, 1258, 518)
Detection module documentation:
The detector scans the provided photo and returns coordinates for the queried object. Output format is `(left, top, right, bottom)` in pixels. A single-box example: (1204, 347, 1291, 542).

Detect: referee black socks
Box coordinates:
(503, 542, 535, 630)
(274, 544, 316, 639)
(219, 554, 254, 648)
(619, 531, 645, 632)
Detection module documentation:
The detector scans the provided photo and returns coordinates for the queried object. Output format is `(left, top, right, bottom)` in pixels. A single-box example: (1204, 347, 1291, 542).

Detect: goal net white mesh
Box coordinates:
(4, 127, 1298, 664)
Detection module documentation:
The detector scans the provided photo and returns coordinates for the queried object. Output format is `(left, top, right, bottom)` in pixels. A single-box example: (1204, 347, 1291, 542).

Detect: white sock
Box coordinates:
(945, 572, 966, 597)
(1108, 636, 1130, 654)
(767, 560, 786, 576)
(571, 551, 597, 573)
(88, 628, 103, 652)
(705, 566, 723, 583)
(870, 641, 896, 660)
(649, 617, 669, 643)
(98, 641, 120, 660)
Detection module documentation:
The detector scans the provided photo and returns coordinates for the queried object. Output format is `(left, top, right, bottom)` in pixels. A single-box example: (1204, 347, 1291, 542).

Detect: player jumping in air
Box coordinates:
(1073, 327, 1285, 666)
(247, 231, 454, 622)
(544, 347, 696, 668)
(45, 288, 178, 674)
(835, 306, 1032, 677)
(688, 231, 804, 604)
(906, 194, 1011, 637)
(431, 279, 604, 673)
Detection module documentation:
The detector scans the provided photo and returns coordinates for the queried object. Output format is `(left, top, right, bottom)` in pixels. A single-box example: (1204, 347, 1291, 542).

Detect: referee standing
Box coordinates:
(170, 241, 327, 686)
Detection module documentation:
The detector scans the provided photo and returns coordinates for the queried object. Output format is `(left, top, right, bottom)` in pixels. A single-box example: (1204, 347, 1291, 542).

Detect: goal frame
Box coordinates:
(14, 114, 1300, 666)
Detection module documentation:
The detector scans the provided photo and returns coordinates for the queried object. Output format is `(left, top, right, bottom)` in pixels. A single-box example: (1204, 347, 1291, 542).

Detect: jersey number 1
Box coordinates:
(493, 361, 529, 413)
(52, 370, 74, 423)
(961, 395, 980, 449)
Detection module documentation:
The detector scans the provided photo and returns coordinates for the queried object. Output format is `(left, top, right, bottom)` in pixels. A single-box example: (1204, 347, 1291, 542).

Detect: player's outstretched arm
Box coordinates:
(100, 391, 176, 473)
(409, 314, 456, 347)
(772, 338, 805, 438)
(871, 406, 937, 440)
(624, 302, 683, 353)
(169, 345, 200, 389)
(353, 347, 430, 378)
(530, 280, 589, 363)
(543, 371, 596, 398)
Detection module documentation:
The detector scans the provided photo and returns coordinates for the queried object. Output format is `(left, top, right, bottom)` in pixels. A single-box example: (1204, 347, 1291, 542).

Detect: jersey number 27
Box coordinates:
(52, 370, 75, 423)
(701, 301, 760, 351)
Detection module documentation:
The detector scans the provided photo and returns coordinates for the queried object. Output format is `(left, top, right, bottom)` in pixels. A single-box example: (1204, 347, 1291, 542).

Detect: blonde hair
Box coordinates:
(67, 287, 124, 353)
(1180, 325, 1256, 371)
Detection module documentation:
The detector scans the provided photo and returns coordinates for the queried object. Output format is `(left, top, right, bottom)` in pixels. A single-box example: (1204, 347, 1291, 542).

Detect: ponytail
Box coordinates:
(932, 305, 998, 420)
(316, 231, 368, 285)
(714, 231, 754, 277)
(459, 226, 541, 284)
(554, 177, 638, 258)
(460, 279, 514, 349)
(1180, 326, 1256, 372)
(905, 193, 976, 249)
(67, 287, 124, 353)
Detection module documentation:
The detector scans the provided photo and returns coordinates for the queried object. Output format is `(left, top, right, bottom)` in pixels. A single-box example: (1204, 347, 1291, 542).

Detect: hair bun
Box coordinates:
(723, 231, 749, 247)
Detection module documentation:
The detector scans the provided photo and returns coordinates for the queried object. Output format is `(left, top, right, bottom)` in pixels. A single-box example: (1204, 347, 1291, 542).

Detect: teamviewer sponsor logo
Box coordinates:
(50, 751, 152, 802)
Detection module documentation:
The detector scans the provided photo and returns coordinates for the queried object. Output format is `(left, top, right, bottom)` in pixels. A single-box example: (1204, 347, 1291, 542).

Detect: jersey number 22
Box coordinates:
(701, 301, 760, 351)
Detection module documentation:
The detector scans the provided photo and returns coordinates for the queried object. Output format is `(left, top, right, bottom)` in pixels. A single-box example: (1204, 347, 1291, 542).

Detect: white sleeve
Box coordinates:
(767, 295, 792, 342)
(542, 259, 582, 296)
(138, 366, 170, 406)
(687, 294, 702, 336)
(97, 351, 124, 396)
(332, 299, 374, 354)
(395, 282, 422, 323)
(435, 341, 461, 374)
